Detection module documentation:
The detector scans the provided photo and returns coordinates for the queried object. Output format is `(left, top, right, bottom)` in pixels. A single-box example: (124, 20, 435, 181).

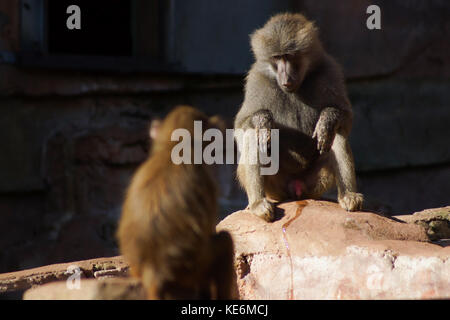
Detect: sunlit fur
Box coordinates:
(118, 106, 236, 299)
(235, 13, 363, 221)
(250, 13, 321, 62)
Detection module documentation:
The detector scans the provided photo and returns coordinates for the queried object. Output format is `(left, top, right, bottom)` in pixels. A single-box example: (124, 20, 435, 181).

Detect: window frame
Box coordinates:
(19, 0, 178, 73)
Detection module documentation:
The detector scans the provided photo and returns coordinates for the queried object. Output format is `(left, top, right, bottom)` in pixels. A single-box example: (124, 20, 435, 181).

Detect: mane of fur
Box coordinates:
(250, 13, 319, 60)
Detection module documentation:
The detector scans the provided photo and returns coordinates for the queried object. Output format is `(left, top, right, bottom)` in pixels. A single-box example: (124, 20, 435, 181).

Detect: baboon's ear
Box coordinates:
(209, 115, 227, 133)
(149, 119, 162, 140)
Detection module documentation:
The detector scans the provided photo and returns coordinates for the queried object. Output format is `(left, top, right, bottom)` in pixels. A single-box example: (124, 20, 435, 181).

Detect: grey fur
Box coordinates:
(234, 13, 363, 221)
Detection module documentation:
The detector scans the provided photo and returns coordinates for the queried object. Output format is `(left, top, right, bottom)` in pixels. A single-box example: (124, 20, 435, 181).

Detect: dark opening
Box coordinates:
(47, 0, 133, 56)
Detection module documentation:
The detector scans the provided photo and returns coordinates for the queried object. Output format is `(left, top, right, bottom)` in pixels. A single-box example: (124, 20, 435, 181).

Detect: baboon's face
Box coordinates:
(269, 53, 305, 93)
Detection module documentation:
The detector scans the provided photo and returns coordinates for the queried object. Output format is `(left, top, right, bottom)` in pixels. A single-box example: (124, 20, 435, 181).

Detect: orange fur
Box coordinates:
(117, 106, 236, 299)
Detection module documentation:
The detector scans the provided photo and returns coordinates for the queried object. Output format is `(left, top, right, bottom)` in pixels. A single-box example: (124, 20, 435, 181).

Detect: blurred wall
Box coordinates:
(0, 0, 449, 273)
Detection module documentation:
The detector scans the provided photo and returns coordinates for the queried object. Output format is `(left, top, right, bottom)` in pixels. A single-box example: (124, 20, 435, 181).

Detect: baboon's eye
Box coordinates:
(285, 54, 295, 60)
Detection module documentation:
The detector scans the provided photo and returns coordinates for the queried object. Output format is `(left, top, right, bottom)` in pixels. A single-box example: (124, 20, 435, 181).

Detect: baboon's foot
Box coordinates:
(247, 198, 275, 222)
(339, 192, 364, 212)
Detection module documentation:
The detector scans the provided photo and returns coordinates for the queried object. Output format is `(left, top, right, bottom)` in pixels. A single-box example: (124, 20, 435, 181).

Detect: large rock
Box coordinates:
(23, 278, 145, 300)
(217, 200, 450, 300)
(396, 207, 450, 241)
(0, 256, 128, 295)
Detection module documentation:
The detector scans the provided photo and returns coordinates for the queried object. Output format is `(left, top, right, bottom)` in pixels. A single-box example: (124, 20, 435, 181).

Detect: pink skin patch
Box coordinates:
(288, 180, 304, 199)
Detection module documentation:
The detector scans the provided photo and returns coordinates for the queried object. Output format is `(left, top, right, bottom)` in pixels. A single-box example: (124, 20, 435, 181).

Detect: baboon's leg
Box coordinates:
(330, 134, 363, 211)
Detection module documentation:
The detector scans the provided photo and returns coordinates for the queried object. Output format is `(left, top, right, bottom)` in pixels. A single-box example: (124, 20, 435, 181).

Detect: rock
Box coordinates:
(396, 206, 450, 241)
(217, 200, 450, 300)
(23, 278, 145, 300)
(0, 256, 128, 294)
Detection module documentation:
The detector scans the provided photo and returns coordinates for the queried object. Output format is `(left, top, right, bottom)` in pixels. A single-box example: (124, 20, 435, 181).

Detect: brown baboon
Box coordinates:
(117, 106, 236, 299)
(235, 13, 363, 221)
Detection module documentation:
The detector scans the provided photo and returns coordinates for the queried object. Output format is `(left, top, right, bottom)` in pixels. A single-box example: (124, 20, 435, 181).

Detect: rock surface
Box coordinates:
(2, 201, 450, 300)
(395, 206, 450, 241)
(0, 256, 128, 295)
(217, 200, 450, 300)
(23, 278, 145, 300)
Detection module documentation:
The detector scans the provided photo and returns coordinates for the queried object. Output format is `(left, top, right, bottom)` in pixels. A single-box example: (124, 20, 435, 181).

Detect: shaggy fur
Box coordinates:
(234, 13, 363, 221)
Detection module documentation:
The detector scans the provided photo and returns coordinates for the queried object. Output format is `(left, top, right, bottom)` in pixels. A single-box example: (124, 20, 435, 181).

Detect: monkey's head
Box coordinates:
(250, 13, 322, 93)
(150, 105, 226, 158)
(150, 106, 208, 147)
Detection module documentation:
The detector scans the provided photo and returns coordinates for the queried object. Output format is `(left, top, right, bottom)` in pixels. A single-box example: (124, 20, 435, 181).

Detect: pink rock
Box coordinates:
(23, 278, 145, 300)
(217, 200, 450, 300)
(0, 256, 128, 294)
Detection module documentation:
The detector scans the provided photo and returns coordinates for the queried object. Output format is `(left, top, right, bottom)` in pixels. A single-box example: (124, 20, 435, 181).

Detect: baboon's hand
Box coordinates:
(312, 117, 337, 155)
(251, 110, 273, 154)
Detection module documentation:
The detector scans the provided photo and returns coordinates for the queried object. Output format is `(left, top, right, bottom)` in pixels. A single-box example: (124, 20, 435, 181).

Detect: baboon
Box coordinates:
(117, 106, 236, 299)
(235, 13, 363, 221)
